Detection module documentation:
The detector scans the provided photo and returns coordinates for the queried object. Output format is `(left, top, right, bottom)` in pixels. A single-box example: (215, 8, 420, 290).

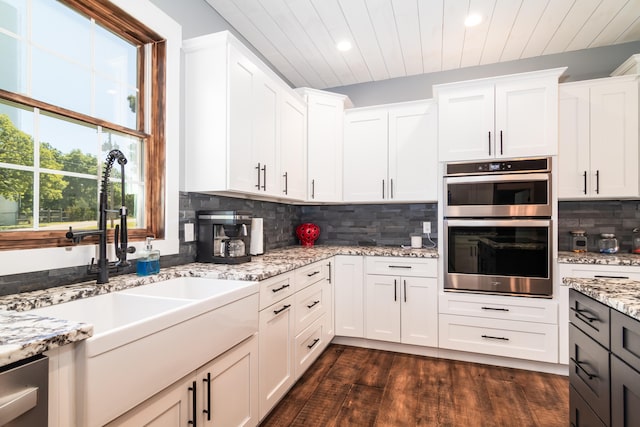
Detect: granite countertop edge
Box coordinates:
(558, 250, 640, 266)
(0, 245, 438, 368)
(562, 276, 640, 321)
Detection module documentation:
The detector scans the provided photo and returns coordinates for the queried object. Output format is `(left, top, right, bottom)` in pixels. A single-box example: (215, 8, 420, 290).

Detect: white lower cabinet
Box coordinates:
(438, 293, 558, 363)
(334, 255, 365, 337)
(258, 294, 295, 420)
(364, 257, 438, 347)
(107, 334, 259, 427)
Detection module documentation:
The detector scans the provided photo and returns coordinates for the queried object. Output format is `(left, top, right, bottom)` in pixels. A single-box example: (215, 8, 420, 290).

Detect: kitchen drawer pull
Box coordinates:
(570, 307, 599, 323)
(570, 357, 597, 380)
(388, 265, 411, 269)
(481, 306, 509, 312)
(307, 338, 320, 349)
(203, 372, 211, 420)
(188, 380, 197, 426)
(271, 283, 290, 293)
(273, 304, 291, 315)
(481, 334, 509, 341)
(594, 275, 629, 280)
(307, 271, 320, 277)
(307, 300, 320, 309)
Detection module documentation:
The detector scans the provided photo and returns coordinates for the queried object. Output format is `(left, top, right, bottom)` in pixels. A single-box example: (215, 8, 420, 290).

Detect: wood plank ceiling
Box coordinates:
(204, 0, 640, 89)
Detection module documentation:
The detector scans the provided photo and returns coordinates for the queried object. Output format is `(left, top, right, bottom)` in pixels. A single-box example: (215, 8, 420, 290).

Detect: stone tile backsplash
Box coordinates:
(558, 200, 640, 253)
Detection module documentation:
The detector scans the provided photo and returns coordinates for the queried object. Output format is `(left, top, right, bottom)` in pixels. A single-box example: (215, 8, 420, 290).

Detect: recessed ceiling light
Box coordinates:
(336, 40, 352, 52)
(464, 13, 482, 27)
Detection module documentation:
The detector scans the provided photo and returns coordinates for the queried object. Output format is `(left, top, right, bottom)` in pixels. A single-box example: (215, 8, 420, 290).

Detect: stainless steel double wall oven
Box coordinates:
(444, 157, 553, 297)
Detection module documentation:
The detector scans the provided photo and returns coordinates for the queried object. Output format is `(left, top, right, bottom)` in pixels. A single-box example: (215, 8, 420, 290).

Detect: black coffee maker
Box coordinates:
(197, 210, 252, 264)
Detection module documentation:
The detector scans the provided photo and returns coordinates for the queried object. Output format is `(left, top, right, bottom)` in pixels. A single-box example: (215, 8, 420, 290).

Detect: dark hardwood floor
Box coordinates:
(260, 344, 569, 427)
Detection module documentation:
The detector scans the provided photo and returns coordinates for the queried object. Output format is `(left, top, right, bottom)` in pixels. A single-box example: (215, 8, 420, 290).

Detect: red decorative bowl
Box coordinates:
(296, 223, 320, 247)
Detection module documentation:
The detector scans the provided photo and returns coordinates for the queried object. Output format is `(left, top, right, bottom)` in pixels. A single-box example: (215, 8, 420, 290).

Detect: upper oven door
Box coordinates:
(444, 173, 551, 218)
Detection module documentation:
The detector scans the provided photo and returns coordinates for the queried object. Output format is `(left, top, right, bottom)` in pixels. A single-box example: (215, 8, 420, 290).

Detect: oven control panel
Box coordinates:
(446, 157, 551, 176)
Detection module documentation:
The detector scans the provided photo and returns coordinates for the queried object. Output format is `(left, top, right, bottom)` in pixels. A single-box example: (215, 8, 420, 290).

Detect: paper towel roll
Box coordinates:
(250, 218, 264, 255)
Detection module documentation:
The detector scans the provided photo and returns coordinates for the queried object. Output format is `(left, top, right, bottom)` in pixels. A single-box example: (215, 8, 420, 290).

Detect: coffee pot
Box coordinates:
(197, 210, 252, 264)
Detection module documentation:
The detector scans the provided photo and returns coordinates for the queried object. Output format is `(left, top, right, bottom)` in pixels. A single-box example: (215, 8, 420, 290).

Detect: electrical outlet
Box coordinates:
(184, 223, 195, 242)
(422, 221, 431, 234)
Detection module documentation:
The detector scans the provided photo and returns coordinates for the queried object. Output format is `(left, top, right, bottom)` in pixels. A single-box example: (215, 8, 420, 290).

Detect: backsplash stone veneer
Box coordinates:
(558, 200, 640, 253)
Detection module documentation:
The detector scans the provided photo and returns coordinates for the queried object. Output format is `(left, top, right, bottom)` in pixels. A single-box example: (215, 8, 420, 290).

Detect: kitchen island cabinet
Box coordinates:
(435, 68, 565, 161)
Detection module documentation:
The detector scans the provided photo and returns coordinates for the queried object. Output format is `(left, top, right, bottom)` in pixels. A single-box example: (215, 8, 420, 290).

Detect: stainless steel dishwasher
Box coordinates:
(0, 354, 48, 426)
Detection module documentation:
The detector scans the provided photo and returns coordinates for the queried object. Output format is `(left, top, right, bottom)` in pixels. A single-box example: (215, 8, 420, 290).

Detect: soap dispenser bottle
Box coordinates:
(137, 237, 160, 276)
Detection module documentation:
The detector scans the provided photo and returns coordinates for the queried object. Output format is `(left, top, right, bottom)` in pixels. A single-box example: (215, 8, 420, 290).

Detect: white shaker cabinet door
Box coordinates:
(437, 84, 495, 161)
(365, 274, 401, 342)
(343, 109, 389, 201)
(334, 256, 364, 338)
(589, 79, 639, 198)
(558, 84, 591, 198)
(280, 92, 307, 200)
(388, 101, 438, 201)
(401, 276, 438, 347)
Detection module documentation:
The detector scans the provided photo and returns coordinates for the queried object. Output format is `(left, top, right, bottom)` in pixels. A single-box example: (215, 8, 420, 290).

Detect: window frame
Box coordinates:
(0, 0, 166, 250)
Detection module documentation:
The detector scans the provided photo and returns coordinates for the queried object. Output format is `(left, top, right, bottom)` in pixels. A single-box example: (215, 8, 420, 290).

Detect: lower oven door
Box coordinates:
(444, 219, 552, 297)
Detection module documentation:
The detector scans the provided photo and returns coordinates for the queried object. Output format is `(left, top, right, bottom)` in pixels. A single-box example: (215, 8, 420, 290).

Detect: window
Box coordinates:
(0, 0, 166, 250)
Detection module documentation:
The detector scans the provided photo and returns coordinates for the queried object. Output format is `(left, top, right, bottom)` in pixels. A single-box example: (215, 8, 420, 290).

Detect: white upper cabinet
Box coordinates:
(558, 76, 639, 199)
(436, 68, 565, 161)
(297, 88, 350, 203)
(183, 31, 307, 201)
(343, 100, 438, 202)
(280, 92, 307, 200)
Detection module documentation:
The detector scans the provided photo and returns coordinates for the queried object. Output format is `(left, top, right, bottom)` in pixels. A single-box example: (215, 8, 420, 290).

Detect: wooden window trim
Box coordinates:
(0, 0, 166, 251)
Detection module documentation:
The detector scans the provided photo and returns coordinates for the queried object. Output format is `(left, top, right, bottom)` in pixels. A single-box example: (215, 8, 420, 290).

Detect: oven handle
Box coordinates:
(444, 172, 550, 184)
(444, 219, 552, 228)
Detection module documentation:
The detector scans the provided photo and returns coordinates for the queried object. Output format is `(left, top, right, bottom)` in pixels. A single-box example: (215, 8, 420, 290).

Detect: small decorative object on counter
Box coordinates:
(137, 236, 160, 276)
(633, 228, 640, 254)
(570, 230, 588, 253)
(598, 233, 619, 254)
(296, 223, 320, 247)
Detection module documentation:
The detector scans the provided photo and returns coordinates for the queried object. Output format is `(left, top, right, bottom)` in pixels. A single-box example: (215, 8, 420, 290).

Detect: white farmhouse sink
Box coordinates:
(29, 276, 259, 427)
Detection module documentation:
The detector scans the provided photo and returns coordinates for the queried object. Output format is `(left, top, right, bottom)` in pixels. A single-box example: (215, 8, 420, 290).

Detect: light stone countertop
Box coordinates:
(562, 276, 640, 321)
(0, 245, 438, 368)
(558, 250, 640, 266)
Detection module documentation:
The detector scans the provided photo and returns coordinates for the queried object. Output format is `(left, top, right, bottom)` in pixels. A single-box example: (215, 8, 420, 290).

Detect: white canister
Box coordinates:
(411, 235, 422, 248)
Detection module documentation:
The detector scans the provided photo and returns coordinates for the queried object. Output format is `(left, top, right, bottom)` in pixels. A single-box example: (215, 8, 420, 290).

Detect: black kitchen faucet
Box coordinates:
(65, 149, 136, 283)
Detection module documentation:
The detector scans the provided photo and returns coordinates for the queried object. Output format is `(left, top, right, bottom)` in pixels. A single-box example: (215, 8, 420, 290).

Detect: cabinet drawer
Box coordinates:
(365, 256, 437, 277)
(569, 323, 610, 421)
(259, 272, 294, 310)
(611, 354, 640, 427)
(438, 314, 558, 363)
(611, 309, 640, 373)
(439, 293, 558, 324)
(559, 263, 640, 281)
(295, 260, 328, 291)
(570, 385, 607, 427)
(294, 315, 325, 379)
(294, 280, 327, 335)
(570, 289, 610, 348)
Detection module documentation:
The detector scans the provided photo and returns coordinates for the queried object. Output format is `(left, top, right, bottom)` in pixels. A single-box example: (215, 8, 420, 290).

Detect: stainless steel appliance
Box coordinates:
(0, 355, 48, 426)
(444, 157, 553, 297)
(197, 210, 252, 264)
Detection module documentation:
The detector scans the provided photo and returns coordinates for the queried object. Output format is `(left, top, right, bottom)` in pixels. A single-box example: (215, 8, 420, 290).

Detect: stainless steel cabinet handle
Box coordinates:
(394, 279, 397, 301)
(327, 262, 332, 283)
(255, 162, 261, 189)
(390, 178, 394, 199)
(283, 172, 288, 194)
(262, 164, 267, 191)
(570, 307, 599, 323)
(203, 372, 211, 420)
(388, 265, 411, 269)
(500, 130, 503, 155)
(583, 171, 587, 194)
(382, 179, 385, 199)
(188, 381, 197, 426)
(595, 170, 600, 194)
(594, 275, 629, 279)
(488, 131, 491, 156)
(403, 279, 407, 303)
(311, 179, 315, 199)
(481, 306, 509, 312)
